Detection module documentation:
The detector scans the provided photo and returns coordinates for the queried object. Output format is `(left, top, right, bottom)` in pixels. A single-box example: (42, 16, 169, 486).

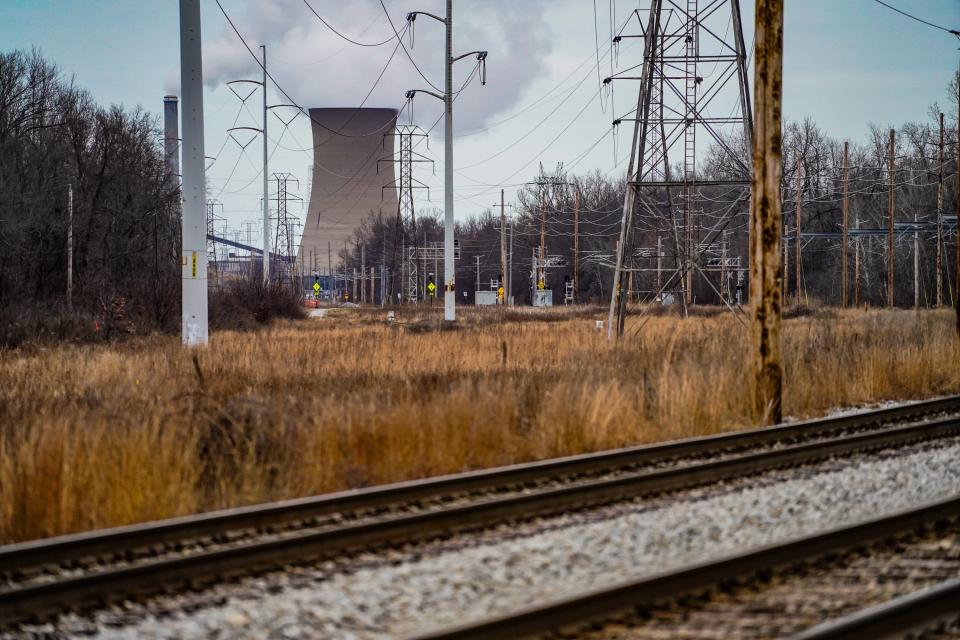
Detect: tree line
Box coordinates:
(344, 74, 959, 308)
(0, 48, 179, 337)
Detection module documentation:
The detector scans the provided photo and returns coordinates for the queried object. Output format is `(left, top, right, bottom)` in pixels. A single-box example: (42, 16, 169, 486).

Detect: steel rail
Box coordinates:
(3, 394, 956, 575)
(788, 579, 960, 640)
(2, 411, 960, 626)
(407, 496, 960, 640)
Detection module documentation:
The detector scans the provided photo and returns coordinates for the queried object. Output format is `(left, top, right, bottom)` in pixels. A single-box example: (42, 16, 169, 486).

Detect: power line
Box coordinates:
(301, 0, 397, 47)
(377, 0, 443, 93)
(214, 0, 401, 140)
(872, 0, 960, 37)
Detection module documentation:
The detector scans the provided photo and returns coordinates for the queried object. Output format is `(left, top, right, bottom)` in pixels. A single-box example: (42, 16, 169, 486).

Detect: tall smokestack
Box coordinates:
(163, 95, 180, 182)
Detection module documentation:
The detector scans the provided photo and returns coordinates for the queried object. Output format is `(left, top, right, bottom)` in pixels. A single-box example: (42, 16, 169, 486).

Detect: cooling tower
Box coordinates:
(298, 108, 398, 270)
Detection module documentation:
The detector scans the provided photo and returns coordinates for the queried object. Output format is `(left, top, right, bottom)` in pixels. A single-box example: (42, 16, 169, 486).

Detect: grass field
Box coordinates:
(1, 305, 958, 544)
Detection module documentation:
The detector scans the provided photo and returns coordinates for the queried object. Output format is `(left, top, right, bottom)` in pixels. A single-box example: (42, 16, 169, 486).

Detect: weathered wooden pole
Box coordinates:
(841, 141, 849, 309)
(750, 0, 784, 425)
(795, 150, 802, 307)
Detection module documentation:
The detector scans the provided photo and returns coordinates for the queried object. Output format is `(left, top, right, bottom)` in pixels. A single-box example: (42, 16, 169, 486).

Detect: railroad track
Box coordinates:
(409, 495, 960, 640)
(2, 395, 959, 628)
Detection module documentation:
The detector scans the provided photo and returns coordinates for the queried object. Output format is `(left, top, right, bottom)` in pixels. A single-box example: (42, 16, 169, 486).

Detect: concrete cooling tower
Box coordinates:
(298, 108, 398, 270)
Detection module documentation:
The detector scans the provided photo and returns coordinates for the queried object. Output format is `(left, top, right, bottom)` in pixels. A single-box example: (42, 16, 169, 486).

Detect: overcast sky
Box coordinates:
(1, 0, 958, 248)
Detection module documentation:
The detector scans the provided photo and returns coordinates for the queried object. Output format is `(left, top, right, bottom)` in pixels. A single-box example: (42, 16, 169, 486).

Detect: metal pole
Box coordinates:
(67, 183, 73, 310)
(261, 45, 271, 284)
(937, 112, 944, 307)
(500, 188, 507, 302)
(361, 244, 366, 304)
(179, 0, 209, 346)
(842, 141, 849, 308)
(750, 0, 783, 424)
(475, 255, 480, 296)
(539, 185, 546, 288)
(573, 188, 579, 303)
(795, 150, 802, 307)
(955, 77, 959, 336)
(327, 241, 332, 300)
(656, 235, 662, 298)
(888, 127, 895, 309)
(508, 220, 513, 305)
(721, 231, 727, 302)
(443, 0, 455, 321)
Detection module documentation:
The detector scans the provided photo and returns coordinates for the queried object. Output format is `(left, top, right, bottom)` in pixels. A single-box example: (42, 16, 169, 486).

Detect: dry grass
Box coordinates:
(1, 306, 958, 544)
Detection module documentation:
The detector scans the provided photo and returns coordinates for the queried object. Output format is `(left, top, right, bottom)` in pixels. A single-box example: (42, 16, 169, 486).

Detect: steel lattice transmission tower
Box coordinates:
(270, 172, 302, 287)
(379, 125, 432, 303)
(606, 0, 753, 338)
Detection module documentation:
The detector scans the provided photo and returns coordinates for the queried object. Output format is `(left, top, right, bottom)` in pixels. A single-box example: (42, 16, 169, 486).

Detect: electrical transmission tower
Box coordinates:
(205, 199, 224, 286)
(606, 0, 753, 337)
(379, 125, 432, 303)
(269, 172, 303, 287)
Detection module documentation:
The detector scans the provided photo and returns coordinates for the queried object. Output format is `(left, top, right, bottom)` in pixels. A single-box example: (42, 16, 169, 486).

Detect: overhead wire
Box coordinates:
(215, 0, 403, 140)
(872, 0, 960, 37)
(301, 0, 398, 46)
(377, 0, 443, 93)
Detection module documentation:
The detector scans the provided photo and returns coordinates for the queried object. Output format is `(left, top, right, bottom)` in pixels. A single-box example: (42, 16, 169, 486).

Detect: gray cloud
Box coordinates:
(166, 0, 553, 133)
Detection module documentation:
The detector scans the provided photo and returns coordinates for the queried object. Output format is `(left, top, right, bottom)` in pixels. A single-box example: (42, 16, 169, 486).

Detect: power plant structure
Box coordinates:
(298, 108, 399, 277)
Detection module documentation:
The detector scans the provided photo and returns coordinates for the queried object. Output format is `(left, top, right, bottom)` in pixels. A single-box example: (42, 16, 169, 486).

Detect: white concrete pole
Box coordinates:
(179, 0, 208, 346)
(443, 0, 455, 321)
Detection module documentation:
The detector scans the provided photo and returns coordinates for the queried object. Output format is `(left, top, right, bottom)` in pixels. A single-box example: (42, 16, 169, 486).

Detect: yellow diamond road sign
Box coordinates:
(313, 282, 320, 294)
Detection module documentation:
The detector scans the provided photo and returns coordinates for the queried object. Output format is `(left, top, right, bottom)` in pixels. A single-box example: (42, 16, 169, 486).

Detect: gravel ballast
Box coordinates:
(20, 437, 960, 640)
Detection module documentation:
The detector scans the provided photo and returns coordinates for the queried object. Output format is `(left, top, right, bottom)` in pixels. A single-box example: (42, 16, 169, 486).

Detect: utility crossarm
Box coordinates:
(453, 50, 487, 63)
(405, 89, 444, 102)
(226, 79, 262, 91)
(267, 103, 300, 128)
(406, 10, 445, 24)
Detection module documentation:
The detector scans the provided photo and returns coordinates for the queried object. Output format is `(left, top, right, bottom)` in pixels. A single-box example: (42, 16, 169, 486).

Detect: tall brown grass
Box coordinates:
(1, 306, 957, 544)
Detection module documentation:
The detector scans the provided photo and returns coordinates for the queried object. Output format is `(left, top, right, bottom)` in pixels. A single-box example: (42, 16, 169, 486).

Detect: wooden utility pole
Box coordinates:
(841, 141, 849, 308)
(327, 241, 333, 300)
(361, 244, 366, 304)
(750, 0, 784, 425)
(573, 188, 580, 303)
(782, 233, 789, 306)
(914, 210, 920, 309)
(936, 112, 944, 307)
(370, 266, 375, 304)
(67, 183, 73, 311)
(887, 128, 895, 309)
(795, 150, 802, 307)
